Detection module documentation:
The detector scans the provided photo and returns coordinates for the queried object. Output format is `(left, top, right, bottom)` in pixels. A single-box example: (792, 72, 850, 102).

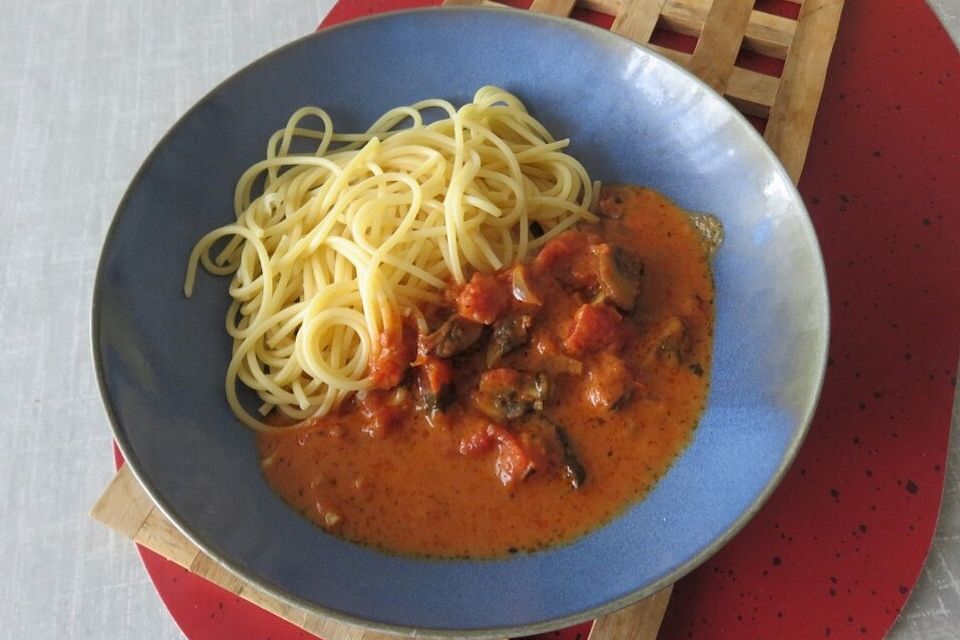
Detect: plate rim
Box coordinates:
(91, 6, 831, 638)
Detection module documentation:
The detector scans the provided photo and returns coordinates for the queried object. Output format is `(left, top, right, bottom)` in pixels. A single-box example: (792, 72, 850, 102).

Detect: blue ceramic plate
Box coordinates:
(93, 7, 828, 638)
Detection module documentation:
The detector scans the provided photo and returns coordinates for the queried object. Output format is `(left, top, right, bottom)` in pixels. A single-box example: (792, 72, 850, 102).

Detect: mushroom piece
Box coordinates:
(528, 415, 587, 490)
(592, 244, 643, 312)
(584, 353, 633, 411)
(415, 356, 455, 419)
(486, 314, 534, 367)
(419, 315, 484, 359)
(553, 423, 587, 490)
(473, 368, 549, 421)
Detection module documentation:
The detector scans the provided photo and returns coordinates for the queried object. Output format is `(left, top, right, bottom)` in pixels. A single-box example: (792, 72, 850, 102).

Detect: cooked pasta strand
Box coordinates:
(184, 87, 596, 430)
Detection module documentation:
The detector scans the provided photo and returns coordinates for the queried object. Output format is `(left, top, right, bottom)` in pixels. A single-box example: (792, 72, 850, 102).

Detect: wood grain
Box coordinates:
(442, 0, 507, 7)
(580, 0, 795, 59)
(686, 0, 755, 93)
(764, 0, 845, 182)
(611, 0, 667, 43)
(440, 0, 782, 117)
(529, 0, 578, 16)
(135, 506, 203, 568)
(587, 585, 674, 640)
(90, 459, 154, 537)
(739, 9, 796, 59)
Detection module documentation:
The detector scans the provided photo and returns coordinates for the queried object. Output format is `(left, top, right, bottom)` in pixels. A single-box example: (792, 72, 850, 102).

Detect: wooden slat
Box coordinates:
(725, 64, 781, 118)
(645, 42, 690, 65)
(301, 613, 401, 640)
(444, 0, 509, 5)
(191, 551, 247, 594)
(90, 461, 155, 538)
(437, 0, 778, 116)
(93, 466, 506, 640)
(445, 1, 794, 65)
(660, 0, 795, 60)
(576, 0, 624, 14)
(740, 9, 796, 59)
(764, 0, 844, 182)
(300, 615, 371, 640)
(686, 0, 754, 93)
(655, 0, 707, 36)
(587, 585, 674, 640)
(135, 505, 203, 568)
(241, 583, 311, 631)
(303, 612, 414, 640)
(530, 0, 578, 15)
(611, 0, 667, 43)
(443, 0, 508, 6)
(581, 0, 796, 59)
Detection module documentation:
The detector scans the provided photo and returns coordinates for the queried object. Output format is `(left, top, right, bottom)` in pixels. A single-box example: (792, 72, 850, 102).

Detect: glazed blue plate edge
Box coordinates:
(90, 7, 831, 638)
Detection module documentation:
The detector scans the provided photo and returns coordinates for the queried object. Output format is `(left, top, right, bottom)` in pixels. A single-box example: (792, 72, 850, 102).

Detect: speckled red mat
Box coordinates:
(131, 2, 959, 639)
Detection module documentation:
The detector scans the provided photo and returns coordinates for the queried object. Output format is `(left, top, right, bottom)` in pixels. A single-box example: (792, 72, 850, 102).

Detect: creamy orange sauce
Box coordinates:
(257, 186, 715, 558)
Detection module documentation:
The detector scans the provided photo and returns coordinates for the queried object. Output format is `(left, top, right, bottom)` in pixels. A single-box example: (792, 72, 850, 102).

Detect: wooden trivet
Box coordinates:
(92, 465, 410, 640)
(448, 0, 844, 182)
(93, 1, 844, 638)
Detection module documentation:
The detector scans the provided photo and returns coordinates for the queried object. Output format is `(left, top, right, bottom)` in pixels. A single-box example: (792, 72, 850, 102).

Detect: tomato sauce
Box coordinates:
(257, 185, 716, 558)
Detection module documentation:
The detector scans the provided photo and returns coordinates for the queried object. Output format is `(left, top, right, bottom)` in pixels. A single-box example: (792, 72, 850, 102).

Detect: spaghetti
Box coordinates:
(184, 87, 597, 430)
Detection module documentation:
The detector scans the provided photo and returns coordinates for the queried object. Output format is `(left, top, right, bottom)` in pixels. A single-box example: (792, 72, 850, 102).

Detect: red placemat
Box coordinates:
(131, 2, 960, 639)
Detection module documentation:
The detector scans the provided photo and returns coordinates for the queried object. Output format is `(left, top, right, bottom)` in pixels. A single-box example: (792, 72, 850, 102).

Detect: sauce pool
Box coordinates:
(257, 185, 716, 558)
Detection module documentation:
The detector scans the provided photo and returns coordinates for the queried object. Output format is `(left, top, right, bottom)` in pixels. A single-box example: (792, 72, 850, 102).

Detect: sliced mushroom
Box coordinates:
(593, 244, 643, 312)
(419, 315, 484, 359)
(486, 314, 534, 367)
(528, 415, 586, 490)
(553, 423, 587, 490)
(488, 424, 544, 487)
(418, 385, 455, 427)
(415, 356, 455, 419)
(473, 368, 549, 421)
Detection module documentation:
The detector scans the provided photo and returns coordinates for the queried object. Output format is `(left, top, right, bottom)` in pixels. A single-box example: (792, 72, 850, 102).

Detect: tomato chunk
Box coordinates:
(455, 272, 511, 325)
(458, 427, 495, 456)
(419, 356, 453, 396)
(532, 230, 590, 272)
(585, 353, 633, 410)
(487, 424, 538, 487)
(564, 303, 623, 357)
(534, 231, 636, 302)
(369, 326, 415, 389)
(473, 368, 548, 421)
(358, 390, 403, 438)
